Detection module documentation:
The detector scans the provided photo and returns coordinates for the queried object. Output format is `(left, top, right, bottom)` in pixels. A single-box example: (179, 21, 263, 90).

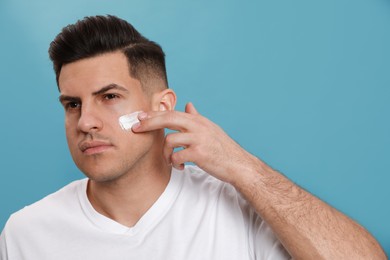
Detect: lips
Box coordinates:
(79, 140, 113, 155)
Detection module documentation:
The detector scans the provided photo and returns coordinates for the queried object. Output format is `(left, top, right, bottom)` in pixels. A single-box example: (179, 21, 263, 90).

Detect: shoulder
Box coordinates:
(180, 166, 289, 259)
(179, 165, 249, 208)
(4, 179, 86, 232)
(181, 165, 232, 190)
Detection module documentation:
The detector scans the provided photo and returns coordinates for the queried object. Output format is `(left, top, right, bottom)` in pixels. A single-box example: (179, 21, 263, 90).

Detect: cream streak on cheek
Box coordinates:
(119, 111, 141, 131)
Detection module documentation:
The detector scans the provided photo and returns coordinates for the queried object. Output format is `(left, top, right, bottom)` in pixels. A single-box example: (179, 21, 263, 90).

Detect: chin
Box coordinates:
(72, 142, 152, 183)
(74, 159, 118, 181)
(82, 169, 125, 183)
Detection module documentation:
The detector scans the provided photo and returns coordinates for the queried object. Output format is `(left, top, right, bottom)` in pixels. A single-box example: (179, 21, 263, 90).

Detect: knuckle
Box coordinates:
(171, 152, 181, 164)
(193, 145, 204, 157)
(165, 134, 174, 144)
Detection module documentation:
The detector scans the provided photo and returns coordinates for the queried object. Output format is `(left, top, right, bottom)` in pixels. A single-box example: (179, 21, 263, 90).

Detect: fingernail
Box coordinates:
(132, 122, 141, 130)
(138, 112, 147, 120)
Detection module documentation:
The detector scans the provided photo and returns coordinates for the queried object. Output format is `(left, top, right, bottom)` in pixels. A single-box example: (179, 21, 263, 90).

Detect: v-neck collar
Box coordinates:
(77, 168, 184, 237)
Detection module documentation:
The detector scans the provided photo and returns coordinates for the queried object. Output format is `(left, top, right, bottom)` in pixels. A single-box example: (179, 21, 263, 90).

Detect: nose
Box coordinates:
(77, 104, 103, 133)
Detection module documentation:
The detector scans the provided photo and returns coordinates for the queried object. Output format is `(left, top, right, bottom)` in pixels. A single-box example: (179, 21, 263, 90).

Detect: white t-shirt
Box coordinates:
(0, 166, 290, 260)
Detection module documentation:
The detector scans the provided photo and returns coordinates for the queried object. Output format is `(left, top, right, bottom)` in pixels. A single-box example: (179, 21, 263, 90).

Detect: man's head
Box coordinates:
(49, 15, 176, 182)
(49, 15, 168, 94)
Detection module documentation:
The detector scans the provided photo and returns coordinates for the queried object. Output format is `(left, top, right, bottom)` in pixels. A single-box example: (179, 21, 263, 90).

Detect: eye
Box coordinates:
(65, 101, 81, 111)
(103, 93, 119, 100)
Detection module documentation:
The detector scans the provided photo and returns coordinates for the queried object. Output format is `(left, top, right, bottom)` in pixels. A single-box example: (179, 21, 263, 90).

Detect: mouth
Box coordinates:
(79, 141, 114, 155)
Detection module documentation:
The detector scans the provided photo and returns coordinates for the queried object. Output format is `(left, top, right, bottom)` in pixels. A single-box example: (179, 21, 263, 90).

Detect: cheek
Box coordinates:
(64, 116, 77, 138)
(109, 97, 147, 114)
(108, 100, 152, 129)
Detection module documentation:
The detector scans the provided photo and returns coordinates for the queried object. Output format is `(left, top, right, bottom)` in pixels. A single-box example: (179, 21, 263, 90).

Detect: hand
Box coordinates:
(132, 102, 259, 184)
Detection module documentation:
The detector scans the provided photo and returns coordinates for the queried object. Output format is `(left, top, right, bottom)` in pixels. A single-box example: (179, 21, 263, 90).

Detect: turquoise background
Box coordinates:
(0, 0, 389, 255)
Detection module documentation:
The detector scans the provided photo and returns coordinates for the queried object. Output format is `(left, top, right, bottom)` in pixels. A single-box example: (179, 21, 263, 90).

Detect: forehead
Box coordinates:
(58, 51, 140, 94)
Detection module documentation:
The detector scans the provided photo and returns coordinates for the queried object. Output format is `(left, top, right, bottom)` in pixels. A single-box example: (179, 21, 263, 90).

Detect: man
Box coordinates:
(0, 15, 386, 259)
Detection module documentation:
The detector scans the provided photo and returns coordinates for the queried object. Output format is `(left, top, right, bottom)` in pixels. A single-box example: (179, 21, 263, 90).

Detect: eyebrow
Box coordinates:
(92, 83, 129, 96)
(58, 83, 129, 104)
(58, 95, 80, 104)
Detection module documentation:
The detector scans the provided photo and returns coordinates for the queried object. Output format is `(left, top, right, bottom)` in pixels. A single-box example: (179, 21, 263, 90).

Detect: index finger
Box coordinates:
(132, 110, 197, 133)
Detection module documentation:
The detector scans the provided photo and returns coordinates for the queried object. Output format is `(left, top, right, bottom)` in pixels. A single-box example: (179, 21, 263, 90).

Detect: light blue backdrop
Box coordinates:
(0, 0, 389, 254)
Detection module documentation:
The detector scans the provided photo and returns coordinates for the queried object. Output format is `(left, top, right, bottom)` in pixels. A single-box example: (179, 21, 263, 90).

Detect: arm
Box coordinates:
(230, 156, 386, 259)
(133, 102, 387, 259)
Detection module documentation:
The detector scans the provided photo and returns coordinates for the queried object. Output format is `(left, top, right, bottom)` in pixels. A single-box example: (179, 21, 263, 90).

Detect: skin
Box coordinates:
(59, 51, 386, 259)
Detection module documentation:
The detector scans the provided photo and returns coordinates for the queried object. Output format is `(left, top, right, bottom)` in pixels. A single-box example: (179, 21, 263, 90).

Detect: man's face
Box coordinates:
(58, 52, 157, 182)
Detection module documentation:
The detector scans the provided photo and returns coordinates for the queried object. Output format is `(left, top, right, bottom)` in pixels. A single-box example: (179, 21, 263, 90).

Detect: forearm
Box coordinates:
(230, 155, 387, 259)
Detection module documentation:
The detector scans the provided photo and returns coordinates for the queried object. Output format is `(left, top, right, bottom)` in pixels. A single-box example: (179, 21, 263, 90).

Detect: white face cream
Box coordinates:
(118, 111, 141, 131)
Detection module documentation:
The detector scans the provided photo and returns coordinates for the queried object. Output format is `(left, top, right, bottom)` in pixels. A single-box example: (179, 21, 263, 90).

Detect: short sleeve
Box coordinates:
(0, 227, 8, 260)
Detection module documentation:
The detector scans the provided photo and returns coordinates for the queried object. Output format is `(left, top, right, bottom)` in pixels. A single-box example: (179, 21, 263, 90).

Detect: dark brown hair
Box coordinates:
(48, 15, 168, 92)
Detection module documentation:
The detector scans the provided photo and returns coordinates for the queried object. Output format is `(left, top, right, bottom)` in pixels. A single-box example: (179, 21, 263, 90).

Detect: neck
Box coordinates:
(86, 150, 172, 228)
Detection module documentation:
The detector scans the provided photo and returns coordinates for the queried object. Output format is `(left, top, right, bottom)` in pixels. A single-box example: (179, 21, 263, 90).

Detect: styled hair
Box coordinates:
(48, 15, 168, 92)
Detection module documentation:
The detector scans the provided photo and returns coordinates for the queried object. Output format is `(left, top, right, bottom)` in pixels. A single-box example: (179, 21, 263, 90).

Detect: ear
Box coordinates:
(151, 89, 177, 112)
